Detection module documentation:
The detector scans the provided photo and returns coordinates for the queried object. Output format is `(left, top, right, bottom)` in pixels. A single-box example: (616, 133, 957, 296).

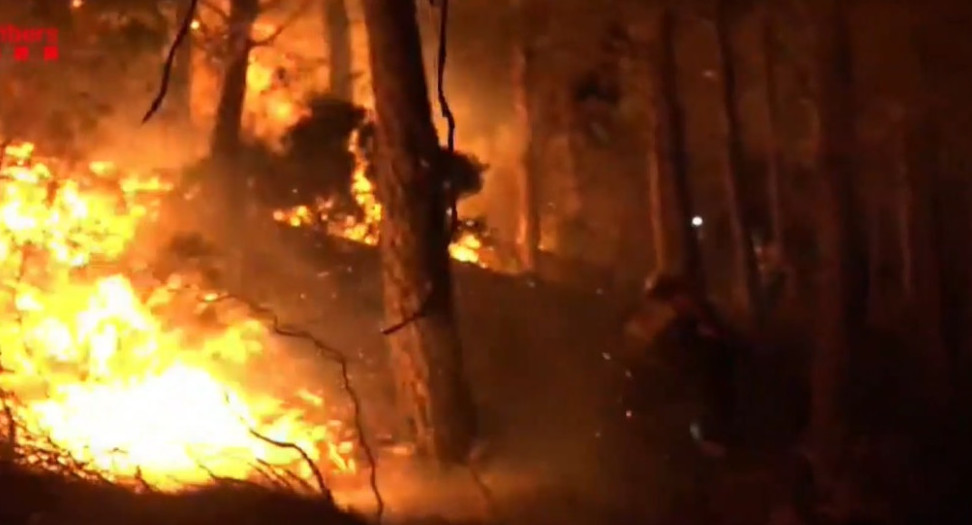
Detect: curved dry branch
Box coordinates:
(143, 0, 201, 124)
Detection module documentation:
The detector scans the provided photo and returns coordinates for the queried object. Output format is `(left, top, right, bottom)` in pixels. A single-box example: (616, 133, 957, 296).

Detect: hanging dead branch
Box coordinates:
(143, 0, 201, 124)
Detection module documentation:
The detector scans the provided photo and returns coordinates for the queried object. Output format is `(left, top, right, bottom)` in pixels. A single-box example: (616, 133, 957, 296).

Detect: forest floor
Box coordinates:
(0, 199, 813, 525)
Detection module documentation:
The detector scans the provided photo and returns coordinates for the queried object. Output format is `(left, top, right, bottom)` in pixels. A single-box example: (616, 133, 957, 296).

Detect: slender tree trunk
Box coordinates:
(512, 0, 540, 274)
(210, 0, 258, 158)
(360, 0, 475, 463)
(865, 201, 883, 324)
(647, 126, 668, 273)
(808, 0, 863, 500)
(652, 8, 703, 288)
(762, 10, 786, 256)
(904, 2, 950, 411)
(902, 119, 949, 408)
(895, 132, 913, 299)
(714, 0, 763, 322)
(323, 0, 353, 100)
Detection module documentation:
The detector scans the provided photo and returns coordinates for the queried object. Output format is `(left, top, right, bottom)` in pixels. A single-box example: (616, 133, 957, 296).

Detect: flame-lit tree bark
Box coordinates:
(210, 0, 259, 158)
(762, 8, 786, 273)
(511, 0, 540, 274)
(807, 0, 864, 498)
(650, 8, 703, 287)
(360, 0, 475, 463)
(323, 0, 353, 100)
(714, 0, 763, 322)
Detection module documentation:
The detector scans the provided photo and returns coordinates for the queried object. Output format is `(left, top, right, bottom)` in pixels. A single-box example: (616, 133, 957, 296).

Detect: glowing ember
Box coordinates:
(272, 131, 486, 267)
(0, 142, 355, 490)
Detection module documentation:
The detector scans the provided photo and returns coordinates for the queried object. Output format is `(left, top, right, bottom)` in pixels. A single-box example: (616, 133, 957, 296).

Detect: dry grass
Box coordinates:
(0, 462, 370, 525)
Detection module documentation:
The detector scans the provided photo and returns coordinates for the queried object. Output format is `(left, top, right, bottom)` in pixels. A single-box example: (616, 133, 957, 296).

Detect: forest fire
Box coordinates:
(272, 140, 487, 267)
(0, 142, 355, 491)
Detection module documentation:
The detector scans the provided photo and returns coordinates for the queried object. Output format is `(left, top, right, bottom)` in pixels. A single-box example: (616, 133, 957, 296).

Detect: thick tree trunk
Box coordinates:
(323, 0, 353, 100)
(714, 0, 763, 323)
(808, 0, 863, 500)
(360, 0, 475, 463)
(512, 0, 540, 274)
(651, 8, 703, 288)
(210, 0, 258, 158)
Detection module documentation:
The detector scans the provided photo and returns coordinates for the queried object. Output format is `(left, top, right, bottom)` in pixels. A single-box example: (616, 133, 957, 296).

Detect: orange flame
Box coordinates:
(0, 142, 355, 490)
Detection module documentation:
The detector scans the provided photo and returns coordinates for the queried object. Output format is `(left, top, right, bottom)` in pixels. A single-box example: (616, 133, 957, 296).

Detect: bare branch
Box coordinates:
(245, 426, 328, 498)
(142, 0, 201, 124)
(230, 294, 385, 522)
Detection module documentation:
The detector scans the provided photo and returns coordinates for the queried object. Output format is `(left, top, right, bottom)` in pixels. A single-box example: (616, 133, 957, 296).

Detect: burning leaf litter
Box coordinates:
(0, 141, 356, 491)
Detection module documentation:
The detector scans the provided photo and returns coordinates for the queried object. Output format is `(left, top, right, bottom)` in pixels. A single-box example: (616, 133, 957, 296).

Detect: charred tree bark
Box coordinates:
(714, 0, 764, 323)
(651, 8, 704, 289)
(360, 0, 475, 463)
(808, 0, 864, 498)
(323, 0, 353, 100)
(512, 0, 540, 274)
(210, 0, 258, 158)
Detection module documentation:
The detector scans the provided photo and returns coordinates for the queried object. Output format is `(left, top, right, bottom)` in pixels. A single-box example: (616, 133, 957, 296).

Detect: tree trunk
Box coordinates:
(904, 2, 951, 411)
(762, 10, 786, 260)
(360, 0, 475, 463)
(512, 0, 540, 274)
(902, 119, 949, 409)
(323, 0, 353, 100)
(714, 0, 763, 323)
(210, 0, 258, 158)
(651, 8, 704, 289)
(647, 118, 668, 274)
(864, 199, 883, 324)
(808, 0, 863, 501)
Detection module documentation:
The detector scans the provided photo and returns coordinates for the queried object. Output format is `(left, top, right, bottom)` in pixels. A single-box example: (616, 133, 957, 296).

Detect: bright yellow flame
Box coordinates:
(242, 53, 309, 150)
(448, 231, 483, 264)
(0, 142, 355, 490)
(272, 130, 486, 267)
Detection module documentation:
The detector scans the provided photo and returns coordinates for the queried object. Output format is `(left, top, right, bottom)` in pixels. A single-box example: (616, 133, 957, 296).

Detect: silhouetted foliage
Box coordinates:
(283, 94, 369, 198)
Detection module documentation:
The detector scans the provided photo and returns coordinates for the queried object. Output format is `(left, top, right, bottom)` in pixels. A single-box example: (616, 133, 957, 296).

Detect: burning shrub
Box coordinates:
(271, 95, 493, 267)
(0, 141, 357, 492)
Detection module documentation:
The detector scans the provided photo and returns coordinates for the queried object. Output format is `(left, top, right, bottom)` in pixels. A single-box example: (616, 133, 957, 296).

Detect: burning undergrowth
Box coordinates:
(268, 95, 497, 268)
(0, 141, 359, 494)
